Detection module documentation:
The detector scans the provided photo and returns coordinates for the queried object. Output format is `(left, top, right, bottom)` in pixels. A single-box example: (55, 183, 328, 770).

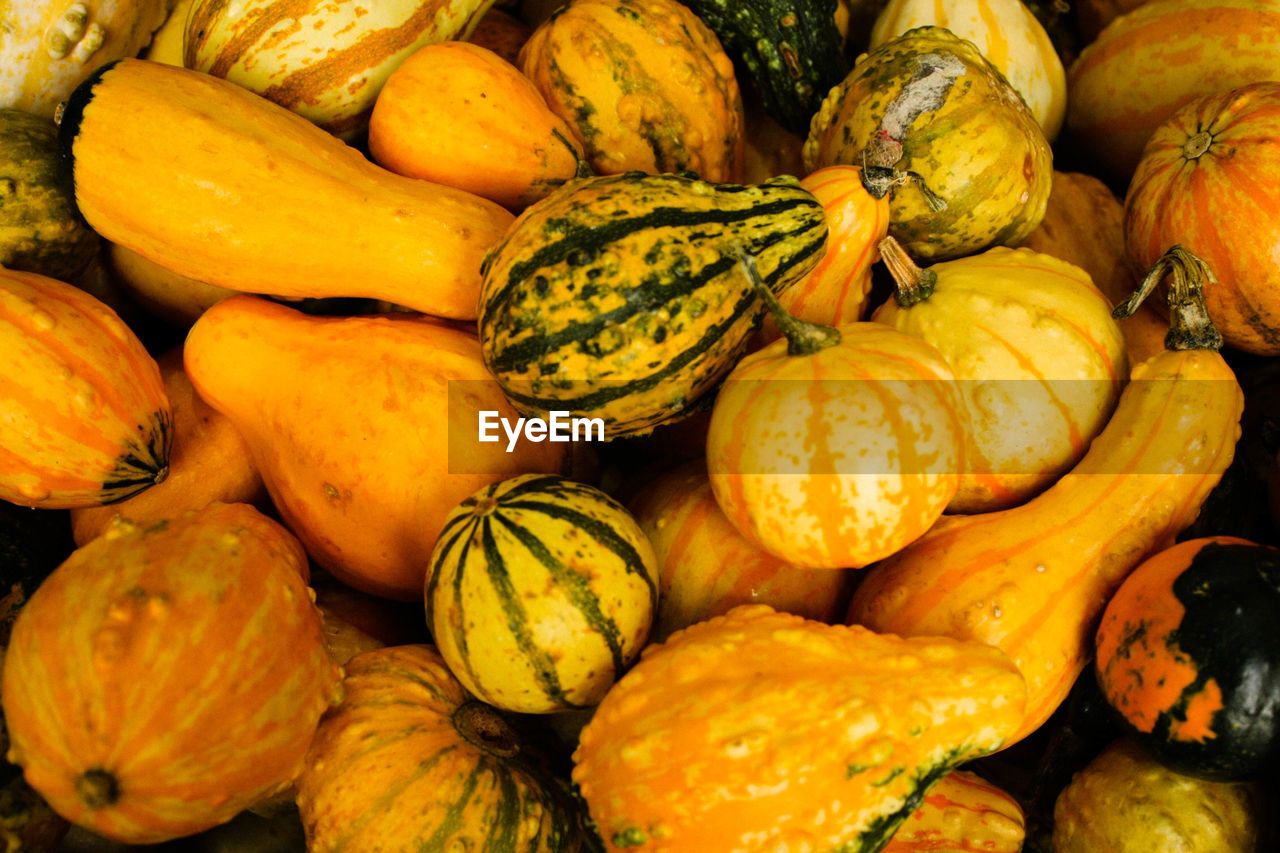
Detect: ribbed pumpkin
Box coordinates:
(572, 604, 1027, 852)
(295, 644, 584, 852)
(869, 0, 1067, 140)
(803, 26, 1053, 261)
(0, 268, 171, 509)
(1125, 81, 1280, 356)
(628, 460, 853, 642)
(871, 240, 1127, 512)
(477, 172, 828, 438)
(518, 0, 744, 181)
(0, 501, 343, 844)
(1066, 0, 1280, 184)
(883, 770, 1025, 852)
(848, 248, 1244, 743)
(707, 253, 966, 569)
(185, 0, 495, 139)
(425, 474, 658, 714)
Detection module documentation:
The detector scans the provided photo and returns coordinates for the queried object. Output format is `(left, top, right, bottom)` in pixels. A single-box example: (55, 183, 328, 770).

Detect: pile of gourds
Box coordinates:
(2, 0, 1280, 851)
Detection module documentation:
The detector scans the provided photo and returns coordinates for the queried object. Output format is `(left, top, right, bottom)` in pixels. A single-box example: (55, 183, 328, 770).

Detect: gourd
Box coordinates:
(0, 0, 174, 118)
(105, 242, 235, 327)
(572, 604, 1027, 852)
(1125, 81, 1280, 356)
(477, 171, 828, 438)
(804, 26, 1053, 262)
(295, 644, 584, 852)
(57, 58, 513, 321)
(1052, 739, 1261, 852)
(426, 474, 659, 713)
(869, 0, 1068, 140)
(1095, 536, 1280, 780)
(871, 240, 1127, 513)
(0, 108, 98, 282)
(675, 0, 850, 136)
(1066, 0, 1280, 184)
(369, 41, 589, 210)
(0, 267, 171, 509)
(628, 460, 854, 642)
(848, 247, 1244, 744)
(467, 6, 532, 65)
(1078, 0, 1151, 39)
(183, 294, 565, 601)
(707, 252, 966, 569)
(185, 0, 496, 139)
(68, 347, 265, 546)
(0, 501, 343, 844)
(140, 0, 189, 65)
(884, 770, 1025, 852)
(518, 0, 745, 182)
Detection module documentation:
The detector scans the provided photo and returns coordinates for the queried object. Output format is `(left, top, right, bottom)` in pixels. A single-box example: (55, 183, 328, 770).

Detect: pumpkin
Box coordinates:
(757, 164, 890, 344)
(871, 239, 1127, 513)
(804, 26, 1053, 262)
(0, 267, 171, 509)
(426, 473, 659, 714)
(869, 0, 1068, 140)
(675, 0, 850, 136)
(1018, 170, 1167, 370)
(883, 770, 1025, 852)
(68, 347, 265, 546)
(0, 0, 173, 118)
(467, 6, 532, 64)
(1066, 0, 1280, 184)
(0, 501, 343, 844)
(1095, 537, 1280, 781)
(295, 644, 584, 852)
(849, 250, 1243, 744)
(706, 252, 966, 569)
(1125, 81, 1280, 356)
(185, 0, 496, 139)
(628, 460, 854, 642)
(572, 604, 1027, 852)
(0, 109, 98, 282)
(369, 41, 589, 210)
(518, 0, 745, 182)
(477, 171, 828, 438)
(183, 294, 565, 600)
(58, 58, 513, 321)
(1052, 739, 1261, 851)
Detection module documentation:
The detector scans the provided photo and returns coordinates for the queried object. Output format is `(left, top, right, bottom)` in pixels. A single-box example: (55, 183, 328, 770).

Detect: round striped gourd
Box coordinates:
(870, 0, 1067, 141)
(296, 644, 583, 852)
(884, 770, 1025, 852)
(478, 171, 828, 438)
(426, 474, 659, 714)
(0, 268, 171, 509)
(185, 0, 496, 139)
(1066, 0, 1280, 184)
(1125, 82, 1280, 356)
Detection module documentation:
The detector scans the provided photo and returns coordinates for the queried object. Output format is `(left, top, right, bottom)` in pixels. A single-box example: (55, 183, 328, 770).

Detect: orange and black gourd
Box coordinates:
(1095, 537, 1280, 781)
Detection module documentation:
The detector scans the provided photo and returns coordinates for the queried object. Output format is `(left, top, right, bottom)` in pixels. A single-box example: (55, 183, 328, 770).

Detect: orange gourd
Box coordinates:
(884, 770, 1025, 852)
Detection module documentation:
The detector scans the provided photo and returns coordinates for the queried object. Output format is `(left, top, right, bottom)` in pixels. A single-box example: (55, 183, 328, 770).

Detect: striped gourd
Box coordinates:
(426, 474, 659, 714)
(296, 645, 584, 852)
(884, 770, 1026, 852)
(185, 0, 496, 139)
(1066, 0, 1280, 184)
(478, 172, 828, 438)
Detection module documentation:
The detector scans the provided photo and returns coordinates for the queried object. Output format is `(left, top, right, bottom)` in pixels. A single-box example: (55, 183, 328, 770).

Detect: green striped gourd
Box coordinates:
(185, 0, 497, 139)
(426, 474, 659, 714)
(478, 171, 829, 438)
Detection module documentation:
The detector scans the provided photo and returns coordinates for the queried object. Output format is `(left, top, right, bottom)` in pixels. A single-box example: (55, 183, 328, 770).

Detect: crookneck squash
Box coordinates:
(1, 501, 343, 844)
(295, 644, 585, 852)
(848, 247, 1244, 745)
(572, 604, 1027, 852)
(58, 58, 513, 321)
(426, 474, 659, 714)
(477, 171, 828, 438)
(0, 267, 171, 509)
(1095, 536, 1280, 781)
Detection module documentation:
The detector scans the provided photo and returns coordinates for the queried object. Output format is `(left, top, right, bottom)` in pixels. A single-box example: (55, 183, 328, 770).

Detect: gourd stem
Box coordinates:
(878, 236, 937, 306)
(77, 769, 120, 809)
(453, 701, 521, 758)
(1113, 245, 1223, 351)
(735, 248, 841, 356)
